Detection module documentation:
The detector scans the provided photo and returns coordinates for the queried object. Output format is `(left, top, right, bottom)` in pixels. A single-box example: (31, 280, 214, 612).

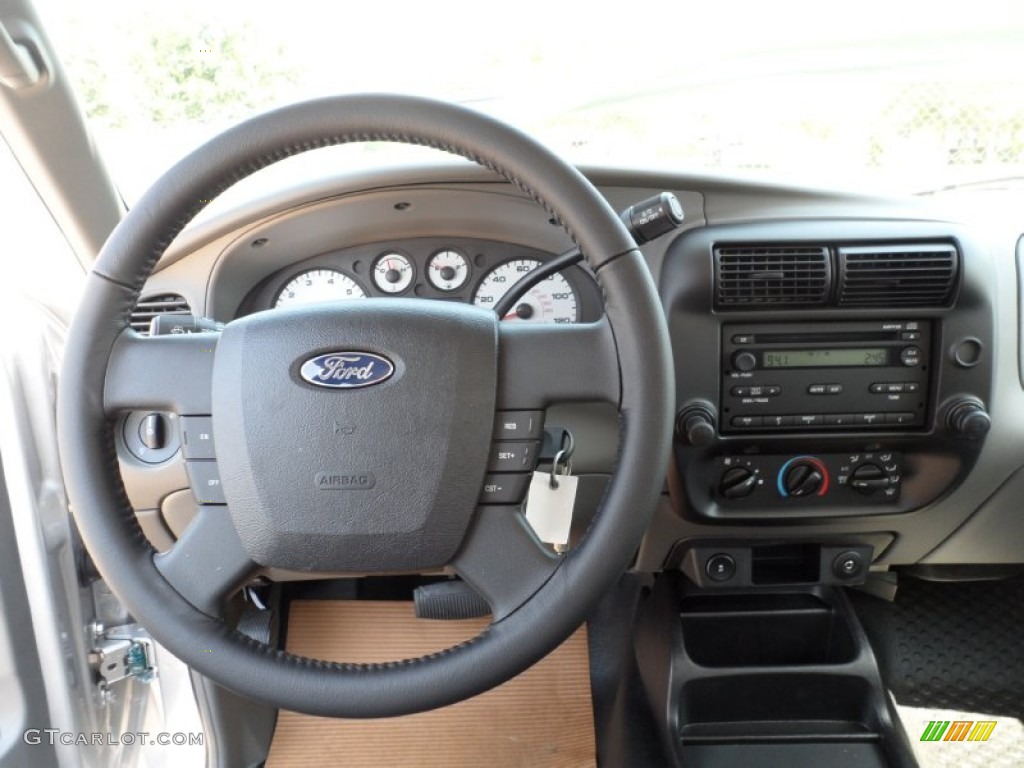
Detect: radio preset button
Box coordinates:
(732, 350, 757, 372)
(796, 414, 822, 427)
(825, 414, 856, 426)
(765, 415, 794, 428)
(900, 346, 922, 366)
(856, 413, 885, 426)
(886, 412, 916, 425)
(731, 415, 762, 428)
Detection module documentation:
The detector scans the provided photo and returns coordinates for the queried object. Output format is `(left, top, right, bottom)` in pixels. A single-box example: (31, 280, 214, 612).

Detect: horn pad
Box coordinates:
(211, 300, 498, 572)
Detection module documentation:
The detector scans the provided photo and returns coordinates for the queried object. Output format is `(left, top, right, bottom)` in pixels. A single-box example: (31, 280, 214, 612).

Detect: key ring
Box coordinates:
(549, 431, 575, 489)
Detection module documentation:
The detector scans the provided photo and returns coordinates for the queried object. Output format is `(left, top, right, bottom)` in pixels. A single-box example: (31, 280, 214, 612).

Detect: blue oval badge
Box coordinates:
(299, 352, 395, 389)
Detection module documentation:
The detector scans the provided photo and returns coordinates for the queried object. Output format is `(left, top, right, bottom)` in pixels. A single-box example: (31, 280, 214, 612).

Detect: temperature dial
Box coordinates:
(778, 457, 829, 498)
(427, 250, 469, 291)
(372, 253, 414, 293)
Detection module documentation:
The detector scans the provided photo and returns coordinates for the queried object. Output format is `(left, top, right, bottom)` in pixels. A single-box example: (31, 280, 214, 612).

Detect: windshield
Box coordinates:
(37, 0, 1024, 202)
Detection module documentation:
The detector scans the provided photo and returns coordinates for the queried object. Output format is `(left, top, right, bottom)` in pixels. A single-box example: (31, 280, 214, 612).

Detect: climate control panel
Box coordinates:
(714, 451, 902, 509)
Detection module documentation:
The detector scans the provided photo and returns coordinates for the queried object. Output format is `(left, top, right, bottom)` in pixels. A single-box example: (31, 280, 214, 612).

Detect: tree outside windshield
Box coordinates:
(35, 0, 1024, 201)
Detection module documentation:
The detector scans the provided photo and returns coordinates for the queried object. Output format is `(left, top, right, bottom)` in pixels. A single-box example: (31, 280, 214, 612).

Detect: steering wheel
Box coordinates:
(56, 94, 673, 718)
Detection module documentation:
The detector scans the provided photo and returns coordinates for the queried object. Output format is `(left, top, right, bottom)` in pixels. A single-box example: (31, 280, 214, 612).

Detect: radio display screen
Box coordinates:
(763, 348, 888, 368)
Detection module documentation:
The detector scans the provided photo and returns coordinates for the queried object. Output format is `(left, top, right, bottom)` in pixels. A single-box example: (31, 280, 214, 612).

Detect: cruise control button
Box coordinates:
(488, 441, 539, 472)
(480, 473, 531, 504)
(493, 411, 543, 441)
(186, 461, 226, 505)
(180, 416, 216, 459)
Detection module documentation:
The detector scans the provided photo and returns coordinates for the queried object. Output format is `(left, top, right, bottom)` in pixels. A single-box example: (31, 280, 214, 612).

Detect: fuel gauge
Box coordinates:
(427, 250, 469, 292)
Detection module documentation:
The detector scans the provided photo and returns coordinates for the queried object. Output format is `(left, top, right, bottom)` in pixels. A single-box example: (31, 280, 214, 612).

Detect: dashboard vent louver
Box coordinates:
(129, 293, 191, 335)
(837, 244, 958, 307)
(714, 245, 830, 308)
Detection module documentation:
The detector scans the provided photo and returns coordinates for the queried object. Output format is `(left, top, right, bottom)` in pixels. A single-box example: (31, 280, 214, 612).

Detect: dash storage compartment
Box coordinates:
(679, 592, 857, 667)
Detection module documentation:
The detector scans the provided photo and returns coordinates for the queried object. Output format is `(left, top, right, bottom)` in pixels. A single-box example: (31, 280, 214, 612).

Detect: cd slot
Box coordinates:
(752, 331, 898, 344)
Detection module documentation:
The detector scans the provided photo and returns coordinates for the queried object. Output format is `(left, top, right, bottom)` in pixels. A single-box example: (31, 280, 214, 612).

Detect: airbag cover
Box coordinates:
(212, 300, 498, 571)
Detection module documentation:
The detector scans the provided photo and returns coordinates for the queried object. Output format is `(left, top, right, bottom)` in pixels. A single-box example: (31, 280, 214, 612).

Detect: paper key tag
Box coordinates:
(524, 471, 578, 546)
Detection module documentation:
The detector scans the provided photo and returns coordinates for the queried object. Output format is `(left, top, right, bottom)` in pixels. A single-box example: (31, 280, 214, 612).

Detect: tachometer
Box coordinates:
(275, 269, 366, 307)
(472, 259, 578, 323)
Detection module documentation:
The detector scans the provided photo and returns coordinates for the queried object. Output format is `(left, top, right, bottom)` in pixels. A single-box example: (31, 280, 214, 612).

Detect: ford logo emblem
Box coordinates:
(299, 352, 395, 389)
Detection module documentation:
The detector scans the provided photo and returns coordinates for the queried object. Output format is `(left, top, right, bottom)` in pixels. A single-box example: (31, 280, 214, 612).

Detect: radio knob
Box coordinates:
(677, 405, 716, 447)
(720, 466, 757, 498)
(732, 350, 757, 372)
(781, 459, 826, 497)
(946, 399, 991, 439)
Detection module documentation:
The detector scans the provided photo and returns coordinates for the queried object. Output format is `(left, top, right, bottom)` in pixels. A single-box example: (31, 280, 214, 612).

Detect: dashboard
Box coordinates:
(119, 162, 1024, 585)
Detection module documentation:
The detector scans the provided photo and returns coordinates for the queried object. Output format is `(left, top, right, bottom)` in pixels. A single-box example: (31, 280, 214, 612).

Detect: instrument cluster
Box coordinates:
(239, 237, 603, 323)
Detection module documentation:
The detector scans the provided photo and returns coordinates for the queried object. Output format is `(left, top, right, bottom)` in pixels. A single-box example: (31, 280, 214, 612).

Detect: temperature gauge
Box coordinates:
(427, 250, 469, 291)
(372, 252, 414, 294)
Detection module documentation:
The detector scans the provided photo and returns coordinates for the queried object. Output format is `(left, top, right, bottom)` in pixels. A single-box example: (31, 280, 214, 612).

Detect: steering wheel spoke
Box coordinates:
(104, 328, 218, 416)
(452, 505, 561, 622)
(153, 504, 257, 617)
(496, 319, 620, 409)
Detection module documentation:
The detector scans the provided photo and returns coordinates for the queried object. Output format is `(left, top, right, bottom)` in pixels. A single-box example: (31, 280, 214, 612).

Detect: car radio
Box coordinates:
(720, 320, 931, 433)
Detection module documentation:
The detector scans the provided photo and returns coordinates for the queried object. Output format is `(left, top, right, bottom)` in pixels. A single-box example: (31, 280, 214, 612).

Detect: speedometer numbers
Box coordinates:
(275, 268, 366, 307)
(427, 250, 469, 291)
(473, 259, 579, 323)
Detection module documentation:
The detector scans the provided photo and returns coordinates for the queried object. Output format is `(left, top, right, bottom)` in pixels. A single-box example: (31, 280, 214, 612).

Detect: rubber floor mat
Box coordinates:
(849, 574, 1024, 768)
(265, 600, 596, 768)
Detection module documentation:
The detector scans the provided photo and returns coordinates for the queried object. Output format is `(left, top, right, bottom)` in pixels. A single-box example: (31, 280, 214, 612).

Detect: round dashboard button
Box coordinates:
(705, 553, 737, 582)
(900, 346, 921, 366)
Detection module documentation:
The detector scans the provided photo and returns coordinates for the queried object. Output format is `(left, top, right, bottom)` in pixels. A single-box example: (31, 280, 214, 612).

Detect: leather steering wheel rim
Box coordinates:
(56, 93, 674, 717)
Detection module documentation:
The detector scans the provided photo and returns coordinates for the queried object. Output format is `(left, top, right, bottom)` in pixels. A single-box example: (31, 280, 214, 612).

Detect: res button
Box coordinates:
(493, 411, 544, 441)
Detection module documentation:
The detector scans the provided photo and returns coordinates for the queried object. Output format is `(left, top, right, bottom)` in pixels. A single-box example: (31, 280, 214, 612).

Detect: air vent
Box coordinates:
(837, 244, 958, 307)
(129, 293, 191, 335)
(714, 245, 830, 308)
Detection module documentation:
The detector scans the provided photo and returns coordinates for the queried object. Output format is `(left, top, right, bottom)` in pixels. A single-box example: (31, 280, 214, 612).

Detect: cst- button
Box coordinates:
(705, 553, 737, 583)
(479, 473, 531, 504)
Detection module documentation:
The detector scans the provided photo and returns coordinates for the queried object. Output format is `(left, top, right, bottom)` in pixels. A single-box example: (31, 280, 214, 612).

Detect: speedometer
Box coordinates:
(275, 268, 366, 307)
(472, 259, 578, 323)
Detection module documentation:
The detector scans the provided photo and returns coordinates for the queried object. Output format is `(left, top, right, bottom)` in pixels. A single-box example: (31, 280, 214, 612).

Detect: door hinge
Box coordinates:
(87, 622, 157, 689)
